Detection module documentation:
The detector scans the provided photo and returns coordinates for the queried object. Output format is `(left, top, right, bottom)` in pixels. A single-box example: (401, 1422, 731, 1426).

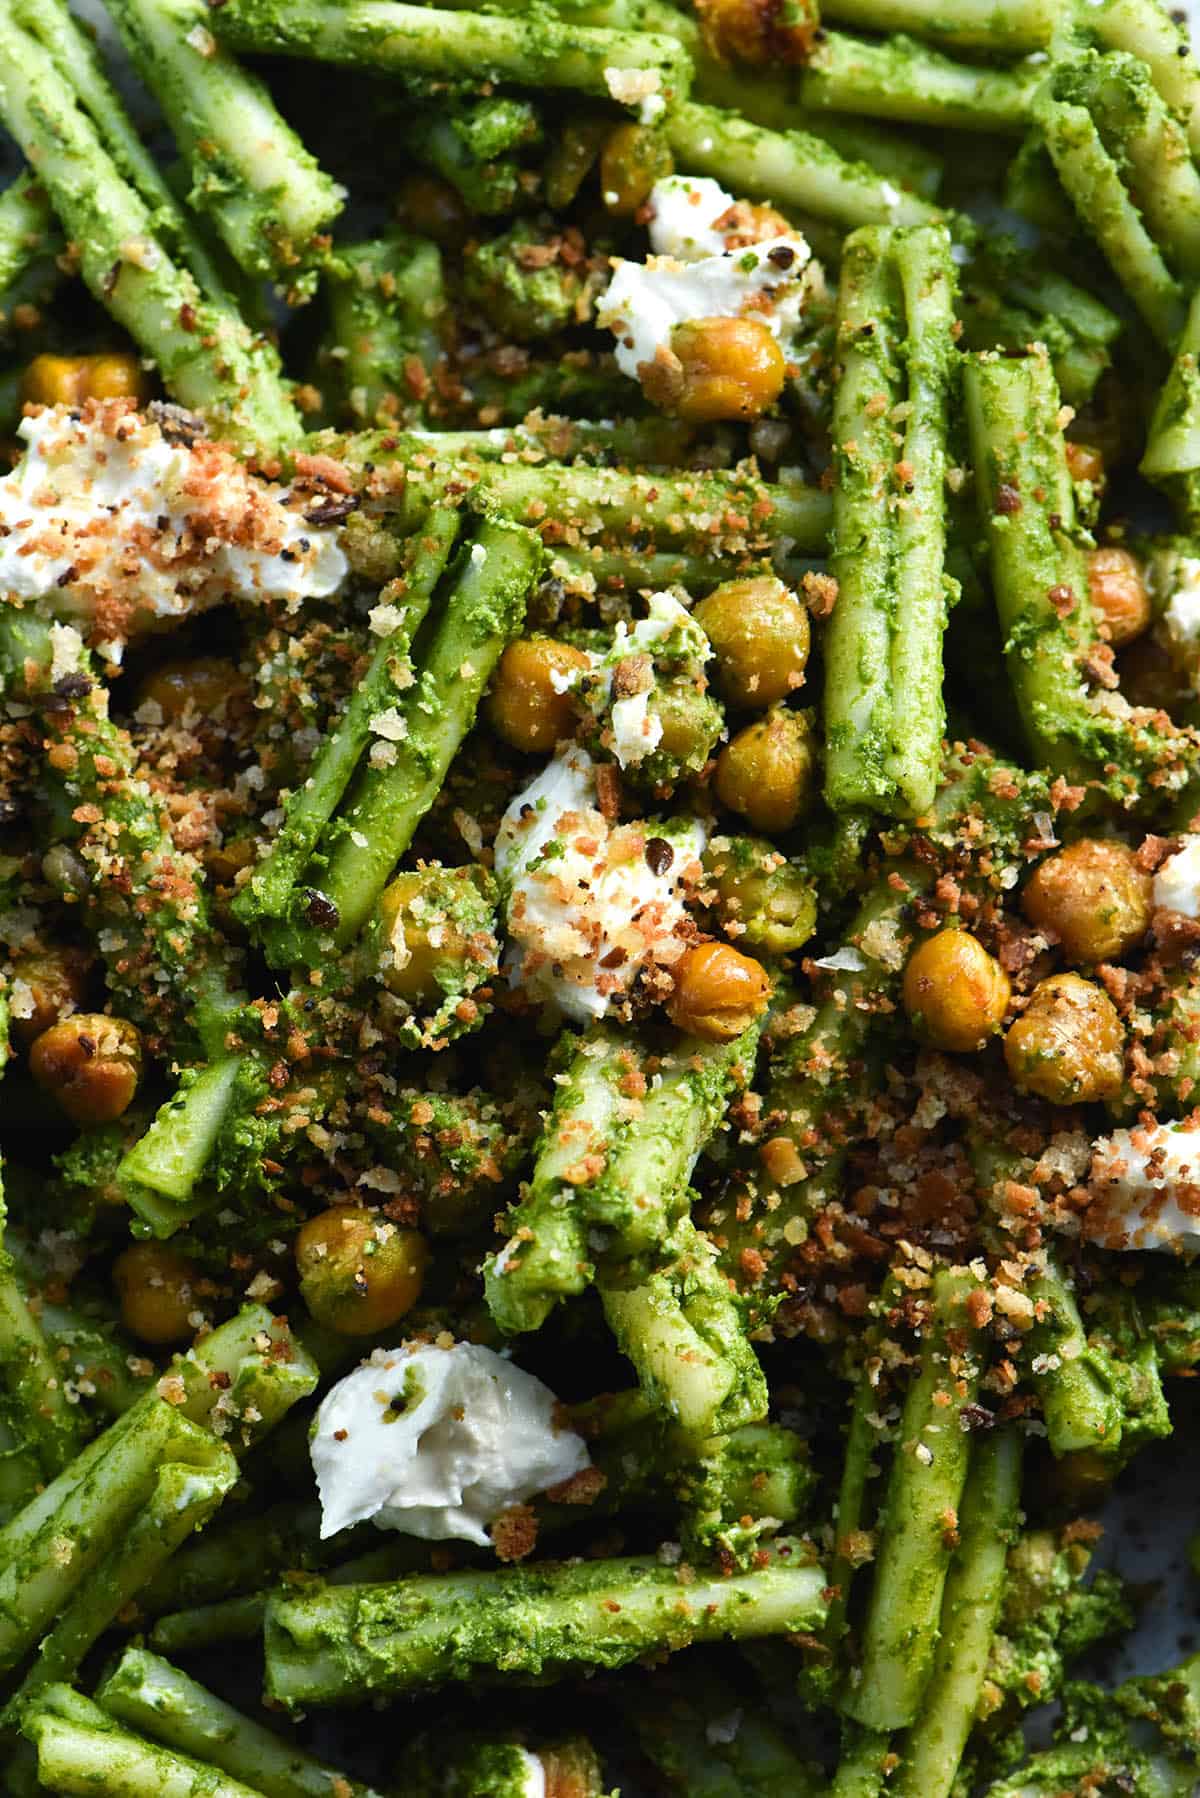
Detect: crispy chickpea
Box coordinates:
(487, 637, 591, 754)
(29, 1013, 142, 1125)
(715, 705, 816, 833)
(695, 0, 819, 63)
(396, 173, 472, 246)
(22, 351, 147, 408)
(599, 122, 673, 217)
(902, 929, 1011, 1054)
(136, 657, 250, 725)
(295, 1206, 430, 1336)
(705, 835, 818, 955)
(1021, 838, 1151, 965)
(1003, 972, 1124, 1104)
(113, 1243, 203, 1345)
(668, 940, 771, 1040)
(1065, 441, 1105, 489)
(694, 575, 809, 709)
(9, 944, 90, 1046)
(642, 317, 787, 424)
(377, 866, 497, 1005)
(1086, 546, 1151, 648)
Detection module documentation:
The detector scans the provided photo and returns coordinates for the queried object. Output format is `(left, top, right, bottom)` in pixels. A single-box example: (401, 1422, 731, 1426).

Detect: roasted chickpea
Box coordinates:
(642, 317, 787, 424)
(599, 122, 673, 217)
(1003, 972, 1124, 1104)
(136, 657, 250, 725)
(668, 940, 772, 1040)
(694, 576, 810, 709)
(396, 173, 472, 246)
(715, 705, 816, 833)
(8, 944, 90, 1046)
(376, 866, 498, 1006)
(29, 1013, 142, 1125)
(1021, 838, 1151, 965)
(902, 929, 1011, 1053)
(1087, 545, 1151, 648)
(705, 835, 818, 955)
(646, 681, 725, 780)
(1065, 441, 1105, 490)
(113, 1243, 203, 1345)
(295, 1206, 430, 1336)
(695, 0, 819, 63)
(22, 351, 147, 408)
(487, 637, 591, 754)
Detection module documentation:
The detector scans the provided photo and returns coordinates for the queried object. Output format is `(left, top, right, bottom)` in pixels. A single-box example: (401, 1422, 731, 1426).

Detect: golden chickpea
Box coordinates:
(1003, 972, 1124, 1104)
(695, 0, 819, 63)
(902, 929, 1011, 1053)
(377, 866, 497, 1005)
(487, 637, 591, 754)
(715, 705, 816, 833)
(1086, 546, 1151, 648)
(642, 317, 787, 424)
(695, 576, 810, 709)
(1021, 838, 1151, 965)
(1065, 440, 1106, 490)
(136, 657, 250, 728)
(396, 173, 472, 246)
(599, 122, 673, 216)
(22, 351, 147, 409)
(668, 940, 772, 1040)
(705, 835, 817, 955)
(295, 1206, 430, 1336)
(29, 1013, 142, 1125)
(113, 1242, 203, 1345)
(9, 944, 90, 1047)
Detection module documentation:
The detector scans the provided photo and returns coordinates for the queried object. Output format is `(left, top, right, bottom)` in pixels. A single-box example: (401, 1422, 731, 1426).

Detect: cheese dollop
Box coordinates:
(1153, 834, 1200, 919)
(494, 746, 704, 1022)
(599, 176, 813, 382)
(311, 1341, 590, 1543)
(1086, 1120, 1200, 1252)
(0, 402, 347, 647)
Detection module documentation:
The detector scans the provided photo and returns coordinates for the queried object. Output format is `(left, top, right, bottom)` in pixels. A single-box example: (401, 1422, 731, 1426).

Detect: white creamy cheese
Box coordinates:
(311, 1341, 589, 1543)
(1163, 556, 1200, 649)
(1153, 834, 1200, 919)
(599, 237, 812, 381)
(494, 745, 704, 1023)
(1086, 1120, 1200, 1252)
(0, 405, 347, 644)
(512, 1749, 546, 1798)
(648, 175, 737, 261)
(599, 176, 813, 382)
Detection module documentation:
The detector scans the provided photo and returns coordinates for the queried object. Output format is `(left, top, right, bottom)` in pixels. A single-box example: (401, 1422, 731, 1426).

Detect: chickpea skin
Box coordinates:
(29, 1013, 142, 1125)
(715, 705, 817, 833)
(8, 945, 90, 1047)
(642, 317, 787, 424)
(487, 637, 591, 754)
(1021, 838, 1151, 965)
(22, 351, 147, 409)
(295, 1206, 430, 1336)
(902, 930, 1011, 1053)
(1003, 972, 1124, 1104)
(668, 941, 772, 1041)
(1086, 546, 1151, 648)
(396, 173, 472, 245)
(113, 1243, 203, 1345)
(694, 576, 810, 709)
(599, 122, 673, 216)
